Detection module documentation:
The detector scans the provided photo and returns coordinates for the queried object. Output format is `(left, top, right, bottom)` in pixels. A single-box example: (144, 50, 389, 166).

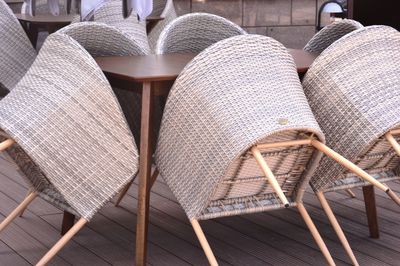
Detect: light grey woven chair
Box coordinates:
(0, 32, 139, 265)
(154, 34, 371, 266)
(156, 12, 247, 54)
(0, 0, 36, 95)
(303, 25, 400, 265)
(148, 0, 177, 50)
(304, 19, 363, 54)
(58, 22, 155, 210)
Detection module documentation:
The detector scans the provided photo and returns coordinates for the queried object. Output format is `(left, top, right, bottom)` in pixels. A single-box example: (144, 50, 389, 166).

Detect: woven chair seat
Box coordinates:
(303, 26, 400, 193)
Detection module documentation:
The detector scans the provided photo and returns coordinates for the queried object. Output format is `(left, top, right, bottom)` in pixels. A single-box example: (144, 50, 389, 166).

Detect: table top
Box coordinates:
(15, 13, 75, 24)
(95, 49, 318, 83)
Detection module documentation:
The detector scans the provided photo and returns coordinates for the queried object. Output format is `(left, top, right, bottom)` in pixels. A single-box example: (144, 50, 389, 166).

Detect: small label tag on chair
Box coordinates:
(278, 118, 289, 125)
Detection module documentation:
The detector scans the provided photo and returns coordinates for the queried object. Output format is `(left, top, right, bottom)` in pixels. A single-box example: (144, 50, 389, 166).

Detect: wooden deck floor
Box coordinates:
(0, 154, 400, 266)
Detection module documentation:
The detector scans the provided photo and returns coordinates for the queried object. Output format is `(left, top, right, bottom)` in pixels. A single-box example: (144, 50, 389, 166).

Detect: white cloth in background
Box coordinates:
(124, 0, 153, 21)
(80, 0, 107, 21)
(47, 0, 60, 16)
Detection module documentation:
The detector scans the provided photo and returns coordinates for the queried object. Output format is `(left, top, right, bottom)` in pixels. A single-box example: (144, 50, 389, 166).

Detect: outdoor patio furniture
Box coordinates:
(156, 12, 247, 54)
(154, 34, 386, 266)
(148, 0, 176, 50)
(94, 48, 320, 265)
(0, 0, 36, 95)
(0, 31, 139, 265)
(304, 19, 363, 54)
(303, 25, 400, 264)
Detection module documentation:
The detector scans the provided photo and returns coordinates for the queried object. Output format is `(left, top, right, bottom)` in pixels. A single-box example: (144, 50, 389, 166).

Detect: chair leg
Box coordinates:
(61, 211, 76, 236)
(297, 203, 336, 266)
(252, 147, 290, 207)
(115, 169, 159, 207)
(0, 192, 37, 233)
(345, 189, 356, 198)
(36, 218, 87, 266)
(316, 192, 359, 266)
(362, 186, 379, 239)
(0, 139, 15, 152)
(115, 180, 134, 207)
(19, 188, 35, 217)
(311, 140, 400, 205)
(190, 219, 218, 266)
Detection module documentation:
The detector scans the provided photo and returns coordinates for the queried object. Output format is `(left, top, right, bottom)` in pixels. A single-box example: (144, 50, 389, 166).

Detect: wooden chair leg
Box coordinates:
(114, 180, 134, 207)
(0, 139, 15, 152)
(19, 188, 35, 217)
(190, 219, 218, 266)
(115, 169, 159, 207)
(316, 192, 359, 265)
(311, 140, 400, 205)
(362, 186, 379, 239)
(0, 192, 37, 233)
(345, 189, 356, 198)
(61, 211, 76, 236)
(297, 203, 336, 266)
(36, 218, 87, 266)
(252, 146, 289, 207)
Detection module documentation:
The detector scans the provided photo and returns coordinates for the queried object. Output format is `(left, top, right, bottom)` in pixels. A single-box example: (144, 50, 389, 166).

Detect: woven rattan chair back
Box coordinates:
(304, 19, 363, 54)
(156, 13, 247, 55)
(303, 26, 400, 193)
(0, 32, 139, 264)
(148, 0, 176, 50)
(58, 21, 149, 56)
(58, 21, 150, 144)
(0, 0, 36, 93)
(156, 34, 325, 220)
(0, 31, 139, 220)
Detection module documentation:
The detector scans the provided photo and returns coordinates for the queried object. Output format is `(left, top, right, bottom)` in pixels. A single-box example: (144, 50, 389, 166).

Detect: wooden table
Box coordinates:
(15, 13, 74, 48)
(146, 16, 164, 32)
(95, 49, 318, 266)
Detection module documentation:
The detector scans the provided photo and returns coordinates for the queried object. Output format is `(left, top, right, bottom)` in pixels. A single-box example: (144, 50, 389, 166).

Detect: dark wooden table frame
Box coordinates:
(92, 50, 318, 266)
(15, 13, 74, 48)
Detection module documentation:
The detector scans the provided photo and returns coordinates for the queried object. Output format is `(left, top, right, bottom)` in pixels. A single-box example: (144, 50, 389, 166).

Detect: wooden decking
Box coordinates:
(0, 154, 400, 266)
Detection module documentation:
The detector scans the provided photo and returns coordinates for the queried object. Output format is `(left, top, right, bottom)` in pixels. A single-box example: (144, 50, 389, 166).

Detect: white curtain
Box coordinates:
(124, 0, 153, 21)
(80, 0, 107, 21)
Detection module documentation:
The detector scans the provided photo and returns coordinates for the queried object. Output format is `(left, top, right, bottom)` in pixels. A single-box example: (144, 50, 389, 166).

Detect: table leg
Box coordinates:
(135, 81, 154, 266)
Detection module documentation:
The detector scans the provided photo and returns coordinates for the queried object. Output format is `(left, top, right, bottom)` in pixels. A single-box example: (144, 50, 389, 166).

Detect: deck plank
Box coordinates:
(1, 157, 400, 265)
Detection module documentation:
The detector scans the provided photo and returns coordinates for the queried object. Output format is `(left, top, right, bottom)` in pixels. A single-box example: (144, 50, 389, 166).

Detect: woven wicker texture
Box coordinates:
(0, 0, 36, 92)
(304, 19, 363, 54)
(156, 13, 247, 54)
(58, 21, 151, 144)
(0, 32, 139, 220)
(148, 0, 177, 50)
(155, 34, 325, 220)
(303, 26, 400, 192)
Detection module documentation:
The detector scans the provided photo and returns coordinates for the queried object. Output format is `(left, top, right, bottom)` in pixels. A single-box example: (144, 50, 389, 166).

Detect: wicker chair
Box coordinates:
(303, 25, 400, 265)
(153, 34, 371, 266)
(304, 19, 363, 54)
(58, 22, 155, 209)
(156, 12, 247, 54)
(148, 0, 177, 50)
(0, 0, 36, 95)
(0, 32, 139, 265)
